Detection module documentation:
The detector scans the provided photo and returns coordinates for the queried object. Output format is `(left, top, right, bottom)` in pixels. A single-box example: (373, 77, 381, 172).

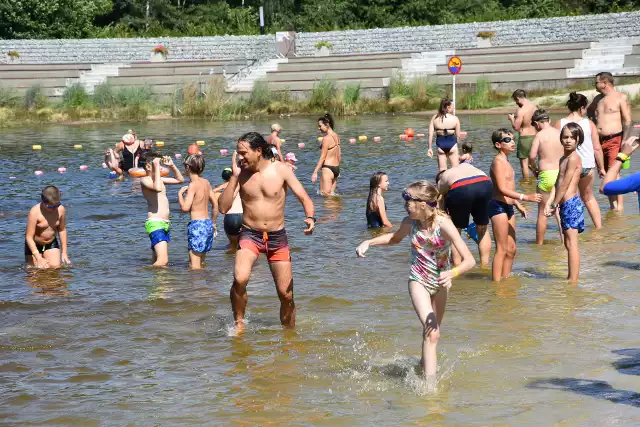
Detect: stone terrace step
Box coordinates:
(106, 75, 219, 86)
(0, 70, 82, 79)
(1, 78, 78, 89)
(435, 59, 577, 74)
(287, 52, 414, 63)
(266, 67, 396, 82)
(277, 58, 404, 72)
(267, 78, 387, 92)
(119, 66, 242, 77)
(431, 69, 568, 84)
(0, 64, 92, 71)
(455, 50, 584, 65)
(455, 42, 592, 56)
(129, 60, 250, 68)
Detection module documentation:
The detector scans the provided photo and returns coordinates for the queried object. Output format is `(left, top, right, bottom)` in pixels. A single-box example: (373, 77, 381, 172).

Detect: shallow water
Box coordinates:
(1, 115, 639, 425)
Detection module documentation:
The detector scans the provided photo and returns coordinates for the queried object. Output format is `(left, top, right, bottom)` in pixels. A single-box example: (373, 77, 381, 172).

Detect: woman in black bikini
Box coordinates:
(104, 132, 144, 178)
(428, 99, 461, 171)
(312, 113, 341, 196)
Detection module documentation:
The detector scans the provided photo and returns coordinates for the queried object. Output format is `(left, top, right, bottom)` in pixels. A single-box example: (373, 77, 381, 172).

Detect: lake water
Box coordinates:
(1, 115, 639, 425)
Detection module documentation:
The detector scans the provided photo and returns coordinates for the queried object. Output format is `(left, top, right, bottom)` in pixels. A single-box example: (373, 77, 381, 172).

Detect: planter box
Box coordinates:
(150, 52, 167, 62)
(6, 55, 21, 64)
(314, 46, 331, 57)
(476, 37, 493, 48)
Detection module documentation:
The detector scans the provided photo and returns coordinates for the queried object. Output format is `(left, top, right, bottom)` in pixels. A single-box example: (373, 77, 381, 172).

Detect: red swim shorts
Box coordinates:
(239, 227, 291, 262)
(600, 132, 623, 171)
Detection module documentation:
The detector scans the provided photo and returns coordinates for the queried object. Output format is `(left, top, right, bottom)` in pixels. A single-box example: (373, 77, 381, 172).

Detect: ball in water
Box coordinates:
(220, 149, 229, 156)
(57, 167, 67, 173)
(174, 153, 182, 159)
(80, 165, 89, 170)
(196, 140, 205, 146)
(298, 143, 305, 149)
(34, 170, 44, 176)
(188, 144, 200, 155)
(349, 138, 356, 144)
(405, 128, 415, 137)
(374, 137, 381, 142)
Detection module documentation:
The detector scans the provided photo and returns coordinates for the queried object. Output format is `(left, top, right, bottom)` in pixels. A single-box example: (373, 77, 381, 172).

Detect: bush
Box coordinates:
(343, 84, 361, 105)
(24, 85, 49, 110)
(314, 41, 334, 50)
(116, 86, 154, 107)
(93, 83, 117, 108)
(308, 78, 337, 110)
(249, 80, 271, 110)
(477, 31, 496, 39)
(62, 84, 91, 108)
(0, 87, 19, 107)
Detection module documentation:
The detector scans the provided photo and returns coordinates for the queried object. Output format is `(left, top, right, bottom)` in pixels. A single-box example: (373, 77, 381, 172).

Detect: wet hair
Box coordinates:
(271, 123, 281, 132)
(406, 180, 445, 229)
(184, 154, 205, 175)
(367, 172, 387, 211)
(512, 89, 527, 100)
(560, 122, 585, 147)
(461, 141, 473, 154)
(237, 131, 276, 160)
(436, 98, 453, 119)
(566, 92, 588, 112)
(318, 113, 335, 129)
(141, 151, 162, 167)
(596, 71, 614, 85)
(221, 168, 232, 182)
(41, 185, 61, 204)
(491, 127, 513, 150)
(531, 109, 550, 124)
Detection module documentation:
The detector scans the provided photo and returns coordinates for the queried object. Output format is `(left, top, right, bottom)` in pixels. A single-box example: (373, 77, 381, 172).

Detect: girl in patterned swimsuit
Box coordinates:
(356, 180, 476, 385)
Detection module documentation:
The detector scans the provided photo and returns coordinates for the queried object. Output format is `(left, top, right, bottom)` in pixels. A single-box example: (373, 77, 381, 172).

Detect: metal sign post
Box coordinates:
(447, 56, 462, 114)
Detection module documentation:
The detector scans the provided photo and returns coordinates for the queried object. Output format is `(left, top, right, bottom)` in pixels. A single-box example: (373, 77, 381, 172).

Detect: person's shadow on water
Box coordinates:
(527, 378, 640, 408)
(603, 260, 640, 270)
(612, 348, 640, 376)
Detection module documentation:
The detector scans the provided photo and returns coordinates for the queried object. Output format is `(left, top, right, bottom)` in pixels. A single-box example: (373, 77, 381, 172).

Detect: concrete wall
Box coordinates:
(296, 11, 640, 56)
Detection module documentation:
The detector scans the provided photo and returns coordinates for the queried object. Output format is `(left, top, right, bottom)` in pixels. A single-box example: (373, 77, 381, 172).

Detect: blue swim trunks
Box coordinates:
(146, 219, 171, 249)
(488, 199, 515, 219)
(559, 195, 584, 233)
(187, 219, 214, 253)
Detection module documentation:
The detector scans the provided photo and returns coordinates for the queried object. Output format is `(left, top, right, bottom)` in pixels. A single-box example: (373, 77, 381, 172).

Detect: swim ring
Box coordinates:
(128, 167, 169, 177)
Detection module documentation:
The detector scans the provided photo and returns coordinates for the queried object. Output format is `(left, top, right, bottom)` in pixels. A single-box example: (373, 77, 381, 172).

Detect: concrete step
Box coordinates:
(568, 67, 640, 78)
(278, 58, 403, 72)
(430, 69, 568, 84)
(455, 50, 583, 64)
(0, 70, 82, 79)
(266, 67, 396, 82)
(455, 42, 592, 56)
(288, 52, 414, 63)
(0, 78, 79, 88)
(435, 59, 576, 74)
(625, 55, 640, 67)
(266, 77, 388, 92)
(118, 66, 241, 77)
(106, 75, 215, 86)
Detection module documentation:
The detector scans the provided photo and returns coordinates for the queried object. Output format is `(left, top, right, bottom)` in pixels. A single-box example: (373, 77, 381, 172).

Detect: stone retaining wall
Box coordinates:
(296, 11, 640, 56)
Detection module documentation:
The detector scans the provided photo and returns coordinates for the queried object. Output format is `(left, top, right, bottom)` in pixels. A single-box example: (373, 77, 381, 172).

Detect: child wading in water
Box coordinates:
(545, 123, 585, 283)
(459, 141, 474, 164)
(356, 181, 476, 385)
(140, 152, 184, 267)
(178, 154, 218, 269)
(489, 129, 541, 281)
(366, 172, 392, 228)
(25, 185, 71, 268)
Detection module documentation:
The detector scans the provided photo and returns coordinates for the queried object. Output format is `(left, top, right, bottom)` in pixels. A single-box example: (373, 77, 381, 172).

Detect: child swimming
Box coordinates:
(356, 180, 476, 385)
(459, 141, 474, 164)
(178, 154, 218, 270)
(366, 172, 392, 228)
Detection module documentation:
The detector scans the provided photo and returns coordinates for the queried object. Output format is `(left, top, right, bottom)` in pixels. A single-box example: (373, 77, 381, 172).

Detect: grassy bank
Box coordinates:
(2, 75, 640, 128)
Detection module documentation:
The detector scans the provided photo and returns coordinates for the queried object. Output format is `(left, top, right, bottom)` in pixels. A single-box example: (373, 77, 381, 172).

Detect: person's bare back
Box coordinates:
(516, 101, 537, 137)
(185, 176, 213, 221)
(532, 127, 563, 171)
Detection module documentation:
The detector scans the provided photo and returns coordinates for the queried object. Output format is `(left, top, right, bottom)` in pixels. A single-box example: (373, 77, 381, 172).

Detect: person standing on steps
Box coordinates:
(219, 132, 316, 332)
(554, 92, 604, 229)
(508, 89, 537, 179)
(588, 72, 632, 212)
(312, 113, 341, 196)
(428, 98, 460, 171)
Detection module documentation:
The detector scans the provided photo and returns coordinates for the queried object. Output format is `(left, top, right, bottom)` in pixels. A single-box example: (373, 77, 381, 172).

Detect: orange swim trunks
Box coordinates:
(600, 132, 623, 171)
(239, 227, 291, 263)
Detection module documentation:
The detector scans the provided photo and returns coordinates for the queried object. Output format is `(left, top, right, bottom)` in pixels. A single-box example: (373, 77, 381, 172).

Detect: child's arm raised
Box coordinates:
(178, 183, 195, 212)
(25, 207, 49, 268)
(58, 206, 71, 266)
(437, 216, 476, 289)
(160, 157, 185, 185)
(356, 216, 412, 257)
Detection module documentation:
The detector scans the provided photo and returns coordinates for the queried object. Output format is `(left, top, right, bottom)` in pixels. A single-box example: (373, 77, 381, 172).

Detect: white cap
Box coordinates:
(285, 152, 297, 162)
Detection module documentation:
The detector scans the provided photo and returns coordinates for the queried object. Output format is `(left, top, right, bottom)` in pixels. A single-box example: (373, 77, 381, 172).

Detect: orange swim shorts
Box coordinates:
(600, 132, 623, 171)
(239, 227, 291, 262)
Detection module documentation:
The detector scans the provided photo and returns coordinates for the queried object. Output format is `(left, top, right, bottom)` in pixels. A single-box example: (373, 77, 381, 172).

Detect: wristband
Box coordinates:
(519, 193, 524, 201)
(452, 267, 459, 278)
(616, 153, 629, 162)
(32, 251, 39, 256)
(550, 203, 557, 210)
(306, 216, 317, 223)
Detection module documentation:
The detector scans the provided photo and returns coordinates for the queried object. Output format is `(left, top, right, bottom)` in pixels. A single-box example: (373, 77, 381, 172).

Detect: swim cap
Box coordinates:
(221, 168, 233, 182)
(285, 152, 297, 162)
(122, 134, 134, 145)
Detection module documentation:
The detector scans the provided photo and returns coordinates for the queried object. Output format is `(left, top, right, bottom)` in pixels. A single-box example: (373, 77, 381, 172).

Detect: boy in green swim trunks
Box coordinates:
(529, 109, 564, 245)
(140, 152, 184, 266)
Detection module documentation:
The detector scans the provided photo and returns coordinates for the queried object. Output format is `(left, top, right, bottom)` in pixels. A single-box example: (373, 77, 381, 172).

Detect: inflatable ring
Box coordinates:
(128, 167, 169, 178)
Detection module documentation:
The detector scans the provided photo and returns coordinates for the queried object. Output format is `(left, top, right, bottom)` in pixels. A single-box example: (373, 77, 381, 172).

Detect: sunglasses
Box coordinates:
(402, 190, 437, 208)
(500, 137, 513, 143)
(41, 196, 60, 209)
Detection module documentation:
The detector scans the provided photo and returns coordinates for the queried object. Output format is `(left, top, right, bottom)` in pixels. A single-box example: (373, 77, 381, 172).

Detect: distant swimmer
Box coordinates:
(554, 92, 604, 229)
(356, 180, 475, 385)
(588, 72, 632, 211)
(428, 98, 460, 171)
(104, 133, 143, 179)
(267, 123, 285, 162)
(366, 172, 392, 228)
(24, 186, 71, 269)
(508, 89, 537, 179)
(312, 113, 341, 196)
(458, 141, 474, 165)
(213, 164, 243, 250)
(219, 132, 316, 331)
(528, 109, 563, 245)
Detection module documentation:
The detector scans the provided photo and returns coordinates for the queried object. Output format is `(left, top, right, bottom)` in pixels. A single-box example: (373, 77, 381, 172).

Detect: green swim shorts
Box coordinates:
(516, 134, 535, 159)
(145, 219, 170, 235)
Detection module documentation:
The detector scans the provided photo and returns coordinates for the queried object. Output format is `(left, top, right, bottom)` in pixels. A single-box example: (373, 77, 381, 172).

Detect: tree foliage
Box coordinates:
(0, 0, 638, 39)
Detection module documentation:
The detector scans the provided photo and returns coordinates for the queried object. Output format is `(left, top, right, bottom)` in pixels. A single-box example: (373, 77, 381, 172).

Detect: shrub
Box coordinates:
(0, 87, 19, 107)
(25, 85, 49, 110)
(116, 86, 154, 107)
(314, 41, 333, 50)
(308, 78, 337, 110)
(92, 83, 117, 108)
(62, 84, 91, 108)
(343, 83, 361, 105)
(151, 45, 168, 56)
(477, 31, 496, 39)
(249, 80, 271, 110)
(7, 50, 20, 58)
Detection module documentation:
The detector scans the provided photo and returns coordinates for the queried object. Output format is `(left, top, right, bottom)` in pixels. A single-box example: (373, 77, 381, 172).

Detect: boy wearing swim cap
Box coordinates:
(139, 152, 185, 267)
(25, 186, 71, 269)
(178, 154, 218, 269)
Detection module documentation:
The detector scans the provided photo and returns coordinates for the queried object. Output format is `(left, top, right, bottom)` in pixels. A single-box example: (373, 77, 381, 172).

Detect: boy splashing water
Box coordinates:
(356, 181, 476, 387)
(140, 152, 184, 267)
(178, 154, 218, 269)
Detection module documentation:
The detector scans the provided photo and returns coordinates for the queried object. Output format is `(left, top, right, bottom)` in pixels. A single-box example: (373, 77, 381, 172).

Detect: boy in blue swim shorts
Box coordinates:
(545, 122, 585, 283)
(140, 152, 185, 267)
(178, 154, 218, 269)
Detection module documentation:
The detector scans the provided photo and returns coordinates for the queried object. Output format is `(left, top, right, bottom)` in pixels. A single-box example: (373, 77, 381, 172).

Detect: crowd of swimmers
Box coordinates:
(23, 73, 640, 385)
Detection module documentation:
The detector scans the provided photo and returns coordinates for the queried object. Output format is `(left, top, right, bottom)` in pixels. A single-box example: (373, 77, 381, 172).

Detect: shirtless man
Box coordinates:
(488, 128, 541, 282)
(588, 72, 632, 211)
(219, 132, 315, 330)
(508, 89, 538, 179)
(528, 109, 564, 245)
(267, 123, 285, 162)
(140, 153, 185, 267)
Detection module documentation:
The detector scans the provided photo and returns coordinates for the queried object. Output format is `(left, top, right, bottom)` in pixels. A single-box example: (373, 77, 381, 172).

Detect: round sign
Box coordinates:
(448, 56, 462, 75)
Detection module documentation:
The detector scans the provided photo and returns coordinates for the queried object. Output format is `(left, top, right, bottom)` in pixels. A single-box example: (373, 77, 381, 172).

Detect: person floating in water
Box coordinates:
(489, 129, 542, 282)
(140, 153, 184, 267)
(545, 123, 585, 283)
(178, 154, 218, 270)
(366, 171, 392, 228)
(312, 113, 341, 196)
(356, 180, 475, 384)
(25, 185, 71, 269)
(219, 132, 315, 331)
(428, 98, 460, 171)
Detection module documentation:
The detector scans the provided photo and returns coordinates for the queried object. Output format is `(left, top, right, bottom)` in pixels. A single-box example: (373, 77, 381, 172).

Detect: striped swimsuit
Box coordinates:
(408, 218, 452, 295)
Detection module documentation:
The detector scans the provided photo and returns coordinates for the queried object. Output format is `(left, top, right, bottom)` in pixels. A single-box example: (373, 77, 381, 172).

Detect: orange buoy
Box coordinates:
(188, 144, 201, 155)
(405, 128, 415, 138)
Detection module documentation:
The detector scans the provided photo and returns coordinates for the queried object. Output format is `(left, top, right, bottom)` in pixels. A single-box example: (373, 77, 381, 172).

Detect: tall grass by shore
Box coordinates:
(1, 76, 639, 128)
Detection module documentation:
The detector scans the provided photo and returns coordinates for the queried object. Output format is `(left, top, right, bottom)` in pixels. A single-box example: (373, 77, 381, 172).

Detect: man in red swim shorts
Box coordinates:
(219, 132, 315, 331)
(588, 72, 632, 211)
